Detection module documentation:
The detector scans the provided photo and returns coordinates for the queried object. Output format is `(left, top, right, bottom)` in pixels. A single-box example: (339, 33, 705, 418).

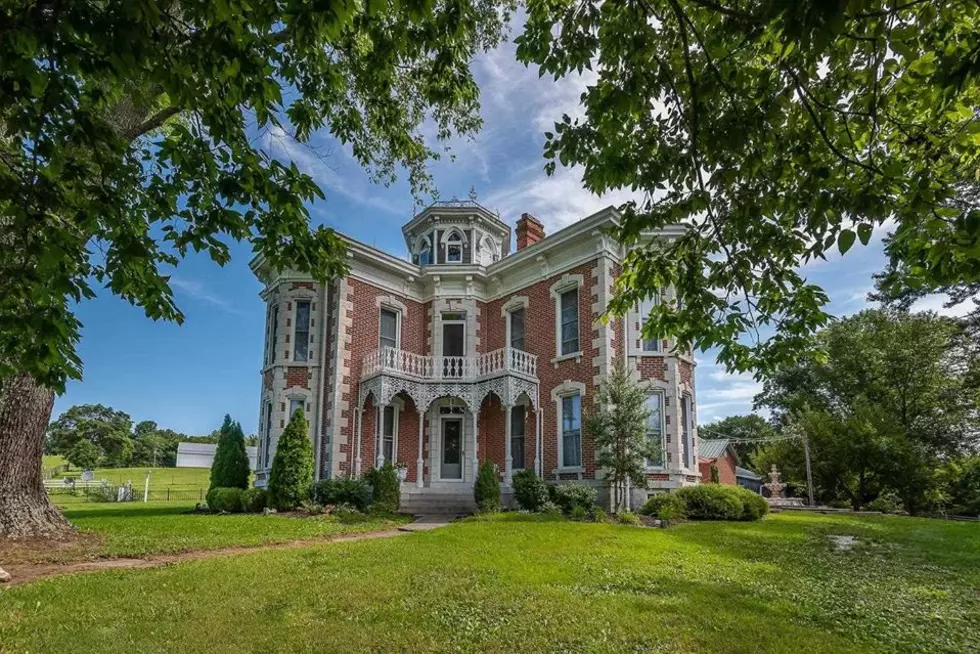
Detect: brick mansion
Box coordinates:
(251, 200, 699, 511)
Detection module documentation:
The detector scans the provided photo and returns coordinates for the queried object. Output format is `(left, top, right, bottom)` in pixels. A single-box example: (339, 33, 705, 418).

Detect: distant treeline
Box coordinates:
(45, 404, 257, 469)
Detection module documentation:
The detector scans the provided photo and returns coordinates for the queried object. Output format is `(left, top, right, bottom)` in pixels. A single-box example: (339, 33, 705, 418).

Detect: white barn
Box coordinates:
(176, 442, 259, 470)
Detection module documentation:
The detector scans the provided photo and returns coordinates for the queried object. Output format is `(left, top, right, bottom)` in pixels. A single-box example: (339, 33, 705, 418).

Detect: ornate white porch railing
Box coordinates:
(362, 346, 537, 381)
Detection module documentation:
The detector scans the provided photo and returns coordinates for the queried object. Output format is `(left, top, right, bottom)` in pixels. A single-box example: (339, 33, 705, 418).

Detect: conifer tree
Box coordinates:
(586, 360, 655, 513)
(209, 415, 250, 491)
(268, 409, 314, 510)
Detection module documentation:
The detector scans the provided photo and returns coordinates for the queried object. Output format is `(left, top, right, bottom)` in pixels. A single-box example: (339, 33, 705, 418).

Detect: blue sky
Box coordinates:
(54, 30, 967, 436)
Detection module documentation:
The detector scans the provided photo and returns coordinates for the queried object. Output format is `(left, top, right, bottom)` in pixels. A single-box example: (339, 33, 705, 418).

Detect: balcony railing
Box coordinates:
(362, 346, 537, 381)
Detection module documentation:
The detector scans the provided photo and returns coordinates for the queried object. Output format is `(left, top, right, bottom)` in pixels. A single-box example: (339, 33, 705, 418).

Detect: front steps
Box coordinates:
(398, 487, 516, 515)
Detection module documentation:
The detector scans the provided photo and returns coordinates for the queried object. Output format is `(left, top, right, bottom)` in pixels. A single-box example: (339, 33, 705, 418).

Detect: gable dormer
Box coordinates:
(403, 199, 511, 267)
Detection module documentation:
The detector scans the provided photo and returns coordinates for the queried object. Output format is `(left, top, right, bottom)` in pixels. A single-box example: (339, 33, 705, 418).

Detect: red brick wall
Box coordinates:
(679, 360, 694, 387)
(637, 356, 668, 381)
(339, 278, 427, 476)
(286, 366, 309, 389)
(698, 451, 737, 485)
(531, 261, 600, 479)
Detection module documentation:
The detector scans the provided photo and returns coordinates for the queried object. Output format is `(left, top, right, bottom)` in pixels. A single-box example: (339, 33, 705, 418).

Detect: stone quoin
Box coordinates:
(250, 200, 699, 511)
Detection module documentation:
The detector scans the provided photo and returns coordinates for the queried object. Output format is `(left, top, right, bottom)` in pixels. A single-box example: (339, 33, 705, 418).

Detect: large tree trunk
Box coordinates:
(0, 372, 73, 539)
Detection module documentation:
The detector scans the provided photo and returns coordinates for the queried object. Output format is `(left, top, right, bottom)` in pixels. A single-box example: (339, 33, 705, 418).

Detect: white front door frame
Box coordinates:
(437, 414, 465, 482)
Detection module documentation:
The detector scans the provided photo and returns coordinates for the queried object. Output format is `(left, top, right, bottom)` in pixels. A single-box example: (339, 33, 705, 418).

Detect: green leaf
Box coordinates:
(838, 229, 856, 255)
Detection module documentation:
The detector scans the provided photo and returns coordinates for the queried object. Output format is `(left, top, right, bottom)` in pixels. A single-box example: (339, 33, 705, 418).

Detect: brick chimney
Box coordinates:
(515, 213, 545, 251)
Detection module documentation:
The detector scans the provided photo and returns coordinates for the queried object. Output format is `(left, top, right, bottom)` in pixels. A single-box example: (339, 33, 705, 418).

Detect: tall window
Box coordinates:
(560, 288, 579, 355)
(381, 405, 395, 463)
(263, 402, 273, 467)
(293, 301, 311, 362)
(380, 308, 398, 350)
(446, 231, 463, 262)
(681, 394, 693, 469)
(509, 308, 525, 351)
(267, 305, 279, 365)
(289, 398, 304, 420)
(561, 394, 582, 467)
(638, 294, 661, 352)
(511, 404, 526, 470)
(645, 393, 665, 467)
(417, 236, 432, 265)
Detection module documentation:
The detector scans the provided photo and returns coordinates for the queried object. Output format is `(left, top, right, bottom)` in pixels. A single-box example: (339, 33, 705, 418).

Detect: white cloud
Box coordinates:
(170, 276, 244, 315)
(911, 293, 978, 318)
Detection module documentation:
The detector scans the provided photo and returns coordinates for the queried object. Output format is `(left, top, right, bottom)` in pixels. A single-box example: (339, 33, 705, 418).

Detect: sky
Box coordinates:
(53, 25, 970, 436)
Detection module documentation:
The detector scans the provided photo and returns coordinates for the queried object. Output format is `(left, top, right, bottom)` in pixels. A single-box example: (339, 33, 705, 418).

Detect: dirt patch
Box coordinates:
(0, 531, 104, 566)
(1, 529, 409, 588)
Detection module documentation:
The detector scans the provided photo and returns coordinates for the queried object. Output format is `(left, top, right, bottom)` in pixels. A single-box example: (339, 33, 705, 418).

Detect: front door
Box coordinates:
(441, 419, 463, 479)
(442, 322, 465, 378)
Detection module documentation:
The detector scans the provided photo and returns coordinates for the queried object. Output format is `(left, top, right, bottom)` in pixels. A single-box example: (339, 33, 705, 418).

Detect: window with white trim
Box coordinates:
(446, 231, 463, 263)
(645, 392, 666, 467)
(267, 304, 279, 365)
(509, 308, 525, 351)
(379, 308, 399, 350)
(381, 405, 396, 463)
(561, 393, 582, 467)
(289, 398, 305, 420)
(559, 288, 579, 355)
(415, 235, 432, 266)
(263, 401, 273, 467)
(638, 293, 661, 352)
(293, 301, 311, 362)
(511, 404, 526, 470)
(681, 394, 693, 469)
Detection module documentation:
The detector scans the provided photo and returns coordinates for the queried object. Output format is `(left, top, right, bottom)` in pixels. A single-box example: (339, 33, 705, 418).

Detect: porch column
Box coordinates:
(504, 404, 513, 486)
(471, 408, 480, 482)
(375, 406, 385, 469)
(416, 410, 425, 488)
(354, 408, 364, 477)
(534, 408, 542, 476)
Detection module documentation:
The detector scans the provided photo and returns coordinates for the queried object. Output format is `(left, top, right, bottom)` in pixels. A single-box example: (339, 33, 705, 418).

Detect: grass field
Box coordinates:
(1, 512, 977, 653)
(56, 466, 213, 490)
(0, 502, 410, 565)
(41, 454, 66, 469)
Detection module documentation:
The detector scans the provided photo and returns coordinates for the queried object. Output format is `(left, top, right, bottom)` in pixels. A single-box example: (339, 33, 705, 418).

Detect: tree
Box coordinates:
(585, 360, 655, 512)
(209, 415, 250, 491)
(517, 1, 980, 377)
(268, 409, 314, 511)
(45, 404, 133, 456)
(66, 439, 100, 470)
(755, 309, 979, 512)
(0, 1, 513, 537)
(700, 414, 776, 466)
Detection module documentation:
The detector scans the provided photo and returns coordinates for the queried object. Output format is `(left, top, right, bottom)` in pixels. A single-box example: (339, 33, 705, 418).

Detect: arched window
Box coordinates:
(478, 234, 497, 265)
(415, 235, 432, 265)
(444, 229, 464, 263)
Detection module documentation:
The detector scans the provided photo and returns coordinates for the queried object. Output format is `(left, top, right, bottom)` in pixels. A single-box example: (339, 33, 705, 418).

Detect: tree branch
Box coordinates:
(124, 106, 181, 142)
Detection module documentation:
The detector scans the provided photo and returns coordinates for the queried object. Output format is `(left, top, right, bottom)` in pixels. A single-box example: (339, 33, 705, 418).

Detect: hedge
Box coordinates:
(311, 476, 371, 511)
(512, 469, 549, 511)
(241, 487, 268, 513)
(474, 462, 501, 512)
(206, 487, 244, 513)
(639, 485, 769, 522)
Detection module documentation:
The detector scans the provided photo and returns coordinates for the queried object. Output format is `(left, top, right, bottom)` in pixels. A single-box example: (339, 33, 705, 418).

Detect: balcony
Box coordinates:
(362, 346, 538, 382)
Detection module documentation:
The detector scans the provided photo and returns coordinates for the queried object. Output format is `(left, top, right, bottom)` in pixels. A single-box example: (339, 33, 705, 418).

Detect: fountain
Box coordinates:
(763, 465, 805, 508)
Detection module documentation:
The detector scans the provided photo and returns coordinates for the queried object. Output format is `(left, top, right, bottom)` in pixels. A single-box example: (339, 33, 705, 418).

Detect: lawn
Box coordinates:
(56, 466, 213, 490)
(1, 512, 977, 653)
(0, 502, 410, 564)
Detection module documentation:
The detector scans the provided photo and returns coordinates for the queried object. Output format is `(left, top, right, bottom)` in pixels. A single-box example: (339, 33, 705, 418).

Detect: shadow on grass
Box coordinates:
(62, 505, 204, 520)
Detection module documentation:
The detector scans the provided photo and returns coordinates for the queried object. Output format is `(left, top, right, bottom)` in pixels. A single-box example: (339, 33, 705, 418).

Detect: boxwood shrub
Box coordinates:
(206, 487, 244, 513)
(639, 485, 769, 522)
(241, 487, 268, 513)
(474, 462, 501, 512)
(311, 476, 370, 511)
(512, 469, 549, 511)
(548, 483, 597, 514)
(365, 464, 401, 514)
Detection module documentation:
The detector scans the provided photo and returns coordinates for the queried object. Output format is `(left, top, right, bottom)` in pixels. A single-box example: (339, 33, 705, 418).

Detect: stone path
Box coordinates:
(2, 517, 454, 588)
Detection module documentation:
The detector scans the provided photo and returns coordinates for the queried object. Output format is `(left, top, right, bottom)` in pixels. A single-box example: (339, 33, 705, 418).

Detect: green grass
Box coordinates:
(2, 513, 978, 653)
(2, 502, 410, 564)
(56, 466, 213, 490)
(41, 454, 65, 469)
